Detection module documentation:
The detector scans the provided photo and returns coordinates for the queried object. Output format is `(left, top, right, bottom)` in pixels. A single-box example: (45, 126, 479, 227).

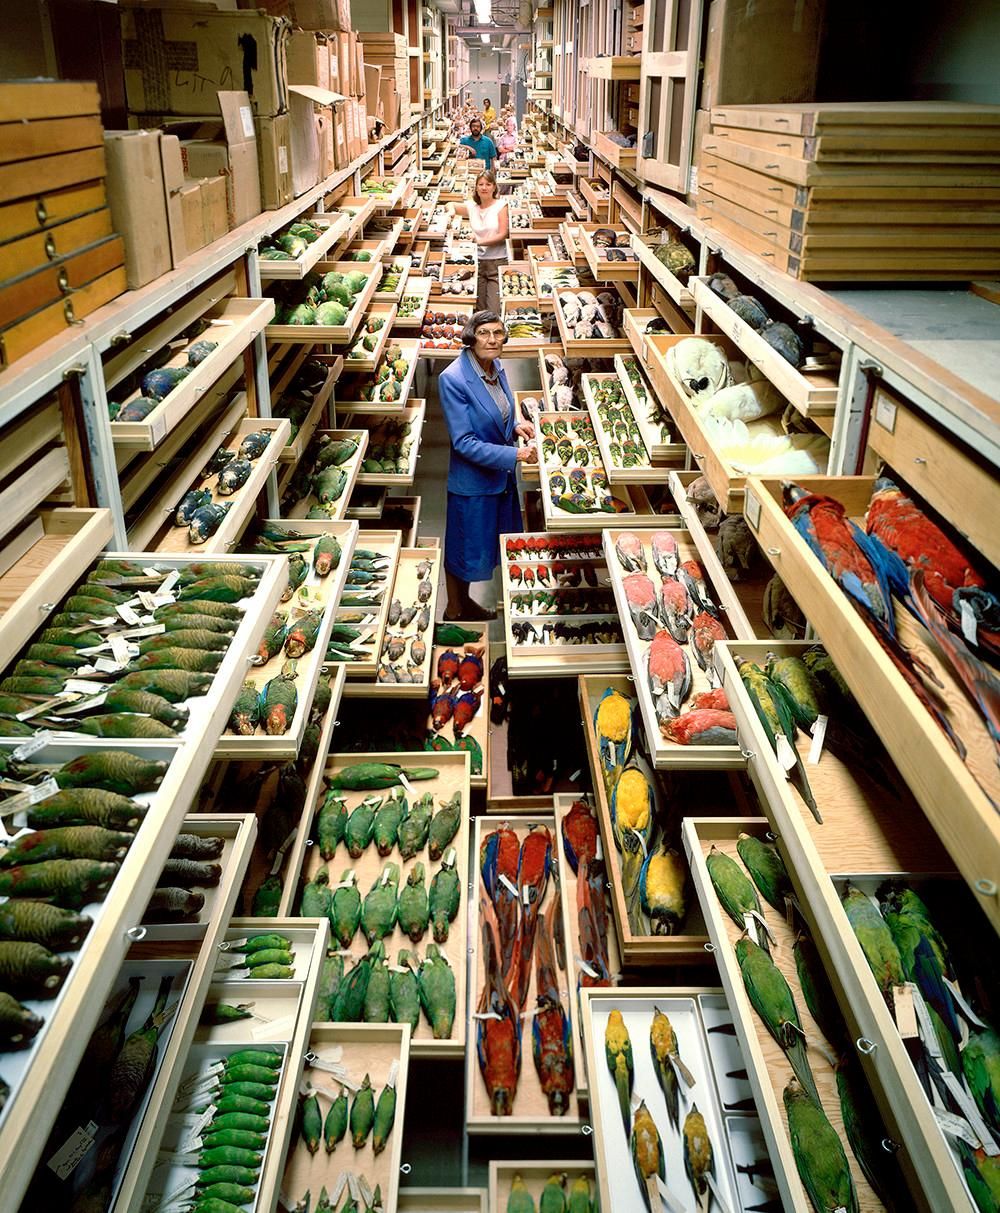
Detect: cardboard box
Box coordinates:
(354, 42, 365, 96)
(179, 181, 204, 252)
(252, 0, 351, 31)
(201, 174, 228, 243)
(256, 112, 293, 209)
(316, 107, 335, 177)
(103, 129, 171, 288)
(328, 40, 340, 93)
(332, 106, 348, 169)
(287, 30, 330, 89)
(174, 92, 261, 229)
(121, 5, 290, 118)
(159, 135, 186, 264)
(363, 64, 381, 108)
(378, 78, 399, 134)
(359, 32, 406, 56)
(288, 84, 344, 195)
(336, 33, 352, 97)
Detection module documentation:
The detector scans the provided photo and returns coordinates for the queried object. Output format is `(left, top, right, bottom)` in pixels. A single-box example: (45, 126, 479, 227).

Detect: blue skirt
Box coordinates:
(445, 483, 522, 581)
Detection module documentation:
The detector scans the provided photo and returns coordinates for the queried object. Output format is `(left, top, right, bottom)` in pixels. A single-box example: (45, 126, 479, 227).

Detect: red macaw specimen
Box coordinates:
(659, 577, 692, 644)
(531, 900, 575, 1114)
(867, 476, 999, 657)
(479, 827, 521, 990)
(514, 826, 552, 1009)
(678, 559, 718, 618)
(691, 611, 727, 687)
(476, 896, 521, 1116)
(646, 629, 691, 722)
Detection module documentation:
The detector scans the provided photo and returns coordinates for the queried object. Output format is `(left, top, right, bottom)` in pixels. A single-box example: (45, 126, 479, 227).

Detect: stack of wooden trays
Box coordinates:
(696, 101, 1000, 281)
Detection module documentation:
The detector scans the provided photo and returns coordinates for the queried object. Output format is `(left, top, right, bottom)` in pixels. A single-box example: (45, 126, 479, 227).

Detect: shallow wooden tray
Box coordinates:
(279, 749, 471, 1058)
(320, 528, 402, 679)
(467, 813, 583, 1133)
(278, 1023, 411, 1213)
(488, 1161, 597, 1213)
(259, 211, 352, 280)
(285, 428, 369, 524)
(743, 473, 1000, 930)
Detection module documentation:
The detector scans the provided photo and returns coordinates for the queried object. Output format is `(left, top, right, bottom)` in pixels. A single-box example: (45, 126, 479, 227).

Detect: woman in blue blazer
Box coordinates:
(438, 310, 537, 619)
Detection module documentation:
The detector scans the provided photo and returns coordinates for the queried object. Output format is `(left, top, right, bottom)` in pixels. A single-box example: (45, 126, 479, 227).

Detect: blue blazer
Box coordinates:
(439, 350, 517, 495)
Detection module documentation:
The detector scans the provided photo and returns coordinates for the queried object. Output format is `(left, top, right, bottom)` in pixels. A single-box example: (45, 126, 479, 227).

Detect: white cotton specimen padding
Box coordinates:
(702, 415, 830, 475)
(695, 376, 785, 423)
(666, 338, 733, 401)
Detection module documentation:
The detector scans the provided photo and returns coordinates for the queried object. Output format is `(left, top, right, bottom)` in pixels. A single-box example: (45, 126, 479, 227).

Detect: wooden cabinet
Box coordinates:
(635, 0, 704, 191)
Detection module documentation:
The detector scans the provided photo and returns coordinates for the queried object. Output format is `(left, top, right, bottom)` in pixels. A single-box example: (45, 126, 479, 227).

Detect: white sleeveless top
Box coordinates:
(468, 198, 508, 260)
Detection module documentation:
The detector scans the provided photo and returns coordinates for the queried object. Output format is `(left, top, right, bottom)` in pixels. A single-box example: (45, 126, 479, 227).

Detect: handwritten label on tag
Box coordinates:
(12, 732, 52, 762)
(253, 1013, 296, 1041)
(116, 603, 142, 625)
(95, 656, 125, 674)
(160, 569, 180, 594)
(109, 633, 133, 666)
(893, 984, 919, 1040)
(934, 1107, 982, 1148)
(64, 679, 107, 695)
(47, 1121, 98, 1179)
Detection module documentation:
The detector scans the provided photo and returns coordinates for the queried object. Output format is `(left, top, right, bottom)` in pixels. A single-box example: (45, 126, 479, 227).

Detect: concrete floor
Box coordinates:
(392, 355, 594, 1192)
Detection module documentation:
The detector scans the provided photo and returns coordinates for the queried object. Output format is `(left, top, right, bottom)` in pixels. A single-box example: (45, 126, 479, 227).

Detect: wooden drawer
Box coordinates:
(468, 813, 583, 1133)
(584, 55, 641, 80)
(578, 221, 640, 284)
(0, 507, 113, 670)
(267, 260, 381, 344)
(489, 1161, 596, 1213)
(601, 523, 753, 767)
(743, 473, 1000, 931)
(283, 426, 368, 524)
(0, 207, 114, 282)
(692, 276, 839, 418)
(0, 265, 126, 368)
(346, 400, 426, 486)
(0, 235, 123, 330)
(109, 297, 275, 451)
(630, 230, 696, 312)
(0, 180, 106, 244)
(0, 146, 105, 206)
(714, 638, 970, 1213)
(215, 520, 357, 760)
(867, 382, 1000, 569)
(259, 210, 352, 280)
(278, 749, 471, 1058)
(592, 129, 637, 169)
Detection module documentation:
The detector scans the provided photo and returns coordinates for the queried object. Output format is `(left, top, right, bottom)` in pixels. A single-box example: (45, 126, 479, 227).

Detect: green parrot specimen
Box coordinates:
(567, 1176, 594, 1213)
(736, 656, 820, 822)
(963, 1026, 1000, 1137)
(841, 884, 903, 1013)
(706, 845, 770, 954)
(737, 832, 793, 912)
(506, 1174, 536, 1213)
(784, 1077, 859, 1213)
(835, 1053, 911, 1211)
(765, 652, 826, 730)
(539, 1173, 568, 1213)
(957, 1139, 1000, 1213)
(736, 936, 819, 1104)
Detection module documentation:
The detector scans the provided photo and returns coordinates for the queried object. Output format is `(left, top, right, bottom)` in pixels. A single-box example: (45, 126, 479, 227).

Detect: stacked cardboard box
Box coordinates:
(360, 33, 409, 134)
(0, 80, 126, 367)
(697, 102, 1000, 281)
(121, 3, 292, 209)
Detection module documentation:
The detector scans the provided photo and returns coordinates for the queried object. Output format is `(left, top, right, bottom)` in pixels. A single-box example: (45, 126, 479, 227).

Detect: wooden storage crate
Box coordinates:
(684, 817, 888, 1213)
(279, 750, 471, 1059)
(259, 211, 352, 279)
(0, 263, 125, 368)
(0, 231, 123, 331)
(215, 519, 358, 759)
(742, 473, 1000, 930)
(341, 235, 390, 265)
(108, 298, 275, 451)
(280, 1023, 411, 1213)
(467, 814, 583, 1132)
(585, 56, 642, 81)
(691, 276, 838, 418)
(579, 177, 610, 221)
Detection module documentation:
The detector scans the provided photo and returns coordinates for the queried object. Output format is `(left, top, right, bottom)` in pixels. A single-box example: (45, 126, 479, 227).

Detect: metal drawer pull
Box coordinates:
(856, 1037, 877, 1056)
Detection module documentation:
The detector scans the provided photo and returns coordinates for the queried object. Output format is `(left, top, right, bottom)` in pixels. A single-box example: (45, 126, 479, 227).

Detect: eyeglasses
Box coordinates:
(476, 329, 505, 340)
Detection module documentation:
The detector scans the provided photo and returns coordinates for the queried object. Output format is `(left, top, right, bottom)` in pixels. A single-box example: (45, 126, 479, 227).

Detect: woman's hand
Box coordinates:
(515, 445, 538, 464)
(514, 420, 535, 441)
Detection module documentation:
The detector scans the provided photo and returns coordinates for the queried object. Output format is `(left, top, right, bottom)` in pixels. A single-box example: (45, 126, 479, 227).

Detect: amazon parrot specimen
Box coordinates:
(604, 1008, 634, 1136)
(784, 1077, 860, 1213)
(736, 656, 820, 823)
(630, 1099, 666, 1213)
(705, 844, 770, 954)
(736, 937, 819, 1104)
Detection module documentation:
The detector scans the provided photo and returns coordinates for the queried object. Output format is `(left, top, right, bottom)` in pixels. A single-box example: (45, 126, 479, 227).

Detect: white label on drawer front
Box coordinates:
(874, 395, 897, 433)
(744, 489, 761, 531)
(279, 146, 289, 174)
(240, 105, 255, 138)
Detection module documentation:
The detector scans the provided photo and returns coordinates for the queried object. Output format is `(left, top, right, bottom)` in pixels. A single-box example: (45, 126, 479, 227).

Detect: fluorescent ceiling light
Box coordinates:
(480, 31, 490, 42)
(474, 0, 491, 23)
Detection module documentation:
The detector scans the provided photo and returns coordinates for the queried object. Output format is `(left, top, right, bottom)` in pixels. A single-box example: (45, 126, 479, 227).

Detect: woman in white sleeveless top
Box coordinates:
(446, 171, 509, 312)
